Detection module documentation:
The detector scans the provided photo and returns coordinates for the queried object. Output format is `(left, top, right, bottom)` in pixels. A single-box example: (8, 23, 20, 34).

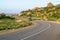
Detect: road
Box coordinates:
(0, 20, 60, 40)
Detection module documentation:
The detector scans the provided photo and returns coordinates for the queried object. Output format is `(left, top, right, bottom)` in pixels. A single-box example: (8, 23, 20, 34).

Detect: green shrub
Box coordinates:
(48, 16, 57, 21)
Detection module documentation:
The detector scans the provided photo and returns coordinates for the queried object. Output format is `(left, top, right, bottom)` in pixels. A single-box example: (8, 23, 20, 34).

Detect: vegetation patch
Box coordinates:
(0, 18, 32, 31)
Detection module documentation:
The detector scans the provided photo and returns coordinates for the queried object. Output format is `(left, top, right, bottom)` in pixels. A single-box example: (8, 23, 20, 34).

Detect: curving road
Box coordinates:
(0, 20, 60, 40)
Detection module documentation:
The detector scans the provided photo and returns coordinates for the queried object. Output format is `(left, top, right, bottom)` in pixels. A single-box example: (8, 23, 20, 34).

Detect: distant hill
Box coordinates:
(19, 2, 60, 21)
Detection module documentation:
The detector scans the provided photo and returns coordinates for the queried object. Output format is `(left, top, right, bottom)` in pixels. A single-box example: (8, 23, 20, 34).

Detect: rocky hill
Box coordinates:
(19, 2, 60, 21)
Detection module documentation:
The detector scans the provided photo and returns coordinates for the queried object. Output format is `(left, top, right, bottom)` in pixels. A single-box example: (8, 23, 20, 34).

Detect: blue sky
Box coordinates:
(0, 0, 60, 14)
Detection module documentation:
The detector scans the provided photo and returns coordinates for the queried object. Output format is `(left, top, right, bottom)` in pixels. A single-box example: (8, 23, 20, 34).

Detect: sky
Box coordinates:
(0, 0, 60, 14)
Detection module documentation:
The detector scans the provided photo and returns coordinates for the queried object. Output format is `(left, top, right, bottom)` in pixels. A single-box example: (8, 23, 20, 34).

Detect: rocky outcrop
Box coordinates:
(47, 2, 54, 7)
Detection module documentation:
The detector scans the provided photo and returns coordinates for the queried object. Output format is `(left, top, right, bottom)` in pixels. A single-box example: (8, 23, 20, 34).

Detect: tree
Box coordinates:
(0, 13, 6, 18)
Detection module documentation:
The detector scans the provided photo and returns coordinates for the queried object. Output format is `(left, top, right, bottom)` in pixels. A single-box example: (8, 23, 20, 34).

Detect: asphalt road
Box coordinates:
(0, 20, 60, 40)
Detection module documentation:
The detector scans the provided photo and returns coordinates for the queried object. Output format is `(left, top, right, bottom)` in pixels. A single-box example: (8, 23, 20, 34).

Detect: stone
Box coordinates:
(47, 2, 54, 7)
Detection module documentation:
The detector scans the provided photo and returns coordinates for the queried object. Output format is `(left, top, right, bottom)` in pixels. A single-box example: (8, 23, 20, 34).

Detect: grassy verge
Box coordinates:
(31, 17, 41, 20)
(0, 19, 32, 31)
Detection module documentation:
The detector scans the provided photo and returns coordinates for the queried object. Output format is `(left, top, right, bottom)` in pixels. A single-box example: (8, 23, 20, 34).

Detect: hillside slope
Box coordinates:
(19, 3, 60, 21)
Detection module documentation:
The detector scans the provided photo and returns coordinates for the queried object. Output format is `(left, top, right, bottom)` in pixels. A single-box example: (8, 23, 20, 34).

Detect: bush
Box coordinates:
(48, 16, 57, 21)
(0, 16, 15, 20)
(52, 13, 60, 18)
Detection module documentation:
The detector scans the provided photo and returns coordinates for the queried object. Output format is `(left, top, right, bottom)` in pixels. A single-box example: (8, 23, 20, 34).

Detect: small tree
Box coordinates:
(0, 13, 6, 18)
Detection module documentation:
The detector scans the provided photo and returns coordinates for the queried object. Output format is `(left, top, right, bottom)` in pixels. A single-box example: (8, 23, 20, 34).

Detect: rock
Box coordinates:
(27, 12, 31, 15)
(18, 13, 22, 16)
(16, 20, 22, 23)
(47, 2, 54, 7)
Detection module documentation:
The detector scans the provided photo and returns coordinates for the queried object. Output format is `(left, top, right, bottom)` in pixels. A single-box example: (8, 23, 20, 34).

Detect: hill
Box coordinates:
(19, 2, 60, 21)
